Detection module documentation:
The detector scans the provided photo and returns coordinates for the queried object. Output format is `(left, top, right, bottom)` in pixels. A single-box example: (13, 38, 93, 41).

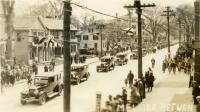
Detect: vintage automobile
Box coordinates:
(71, 63, 90, 84)
(20, 72, 63, 105)
(130, 51, 138, 60)
(115, 53, 128, 65)
(96, 56, 115, 72)
(142, 49, 148, 57)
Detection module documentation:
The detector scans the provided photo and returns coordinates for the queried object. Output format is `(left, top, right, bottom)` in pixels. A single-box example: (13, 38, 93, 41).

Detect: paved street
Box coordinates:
(0, 45, 180, 112)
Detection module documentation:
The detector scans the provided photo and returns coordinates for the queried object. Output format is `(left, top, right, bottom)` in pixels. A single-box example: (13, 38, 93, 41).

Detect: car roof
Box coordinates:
(101, 56, 114, 59)
(116, 52, 127, 56)
(71, 63, 88, 67)
(35, 72, 61, 78)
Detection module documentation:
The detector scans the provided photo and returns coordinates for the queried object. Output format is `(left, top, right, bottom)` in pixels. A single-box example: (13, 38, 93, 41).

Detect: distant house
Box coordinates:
(123, 19, 152, 48)
(13, 16, 46, 64)
(38, 17, 79, 57)
(76, 24, 107, 55)
(13, 16, 78, 64)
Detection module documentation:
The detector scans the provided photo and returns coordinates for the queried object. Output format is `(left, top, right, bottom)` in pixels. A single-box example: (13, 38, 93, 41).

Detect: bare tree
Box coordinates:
(176, 4, 194, 42)
(144, 7, 166, 43)
(2, 0, 15, 59)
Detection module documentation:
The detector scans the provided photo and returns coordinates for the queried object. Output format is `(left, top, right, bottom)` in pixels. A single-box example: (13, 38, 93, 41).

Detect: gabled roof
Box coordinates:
(14, 16, 44, 30)
(39, 17, 78, 31)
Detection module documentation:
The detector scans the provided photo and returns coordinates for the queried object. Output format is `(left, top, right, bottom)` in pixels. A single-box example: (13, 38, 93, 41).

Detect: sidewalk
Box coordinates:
(128, 72, 195, 112)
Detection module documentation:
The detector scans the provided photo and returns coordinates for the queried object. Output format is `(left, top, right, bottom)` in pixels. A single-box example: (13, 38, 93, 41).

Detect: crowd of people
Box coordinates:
(0, 62, 38, 90)
(101, 68, 155, 112)
(162, 55, 193, 75)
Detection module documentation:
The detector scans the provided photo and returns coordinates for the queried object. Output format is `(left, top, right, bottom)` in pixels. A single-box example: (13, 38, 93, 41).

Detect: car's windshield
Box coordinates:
(34, 77, 48, 85)
(71, 66, 84, 72)
(117, 55, 125, 59)
(101, 58, 111, 62)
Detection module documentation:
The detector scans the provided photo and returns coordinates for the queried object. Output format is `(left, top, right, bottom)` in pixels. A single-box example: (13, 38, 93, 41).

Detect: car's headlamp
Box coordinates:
(34, 89, 39, 95)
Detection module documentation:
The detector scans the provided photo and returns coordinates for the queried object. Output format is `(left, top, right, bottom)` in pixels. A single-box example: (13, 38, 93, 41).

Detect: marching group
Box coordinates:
(162, 55, 193, 75)
(0, 62, 39, 91)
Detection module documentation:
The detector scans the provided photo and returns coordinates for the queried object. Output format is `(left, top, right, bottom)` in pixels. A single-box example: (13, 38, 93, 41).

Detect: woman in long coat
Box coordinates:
(148, 73, 155, 92)
(137, 80, 144, 100)
(130, 84, 140, 107)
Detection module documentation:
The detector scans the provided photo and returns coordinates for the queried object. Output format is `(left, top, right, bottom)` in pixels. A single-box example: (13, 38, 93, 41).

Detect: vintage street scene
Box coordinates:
(0, 0, 200, 112)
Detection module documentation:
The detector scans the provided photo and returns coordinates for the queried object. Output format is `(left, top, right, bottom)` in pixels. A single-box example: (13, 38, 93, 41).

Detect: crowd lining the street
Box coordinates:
(101, 45, 195, 112)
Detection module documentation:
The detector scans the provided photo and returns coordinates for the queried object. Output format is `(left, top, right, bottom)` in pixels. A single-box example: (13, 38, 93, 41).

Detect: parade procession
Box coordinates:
(0, 0, 200, 112)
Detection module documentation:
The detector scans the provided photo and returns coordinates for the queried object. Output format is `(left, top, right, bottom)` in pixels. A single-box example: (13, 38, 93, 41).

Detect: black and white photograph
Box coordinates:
(0, 0, 199, 112)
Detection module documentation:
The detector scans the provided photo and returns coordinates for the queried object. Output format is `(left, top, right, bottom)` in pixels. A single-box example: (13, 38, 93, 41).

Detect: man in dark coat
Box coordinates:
(151, 58, 155, 68)
(148, 73, 155, 92)
(127, 70, 134, 87)
(44, 65, 48, 72)
(122, 88, 127, 112)
(192, 81, 200, 105)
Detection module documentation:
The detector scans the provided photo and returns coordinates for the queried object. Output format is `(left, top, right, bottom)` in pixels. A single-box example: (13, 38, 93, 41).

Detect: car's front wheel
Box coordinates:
(21, 100, 26, 105)
(76, 78, 81, 85)
(58, 86, 62, 96)
(39, 94, 47, 105)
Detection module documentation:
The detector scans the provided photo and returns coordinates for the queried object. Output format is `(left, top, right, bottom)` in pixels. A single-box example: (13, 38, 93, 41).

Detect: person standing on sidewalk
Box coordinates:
(1, 68, 5, 94)
(171, 60, 176, 74)
(147, 73, 155, 92)
(151, 58, 155, 68)
(130, 84, 140, 107)
(137, 79, 144, 101)
(122, 88, 127, 112)
(192, 81, 200, 105)
(50, 59, 55, 71)
(162, 60, 167, 73)
(44, 65, 48, 72)
(127, 71, 134, 88)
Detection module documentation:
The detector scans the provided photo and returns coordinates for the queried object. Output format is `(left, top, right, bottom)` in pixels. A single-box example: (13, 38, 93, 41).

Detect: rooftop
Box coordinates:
(14, 16, 44, 30)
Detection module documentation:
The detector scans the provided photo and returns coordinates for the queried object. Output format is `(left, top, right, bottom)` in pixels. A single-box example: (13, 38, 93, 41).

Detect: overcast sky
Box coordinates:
(15, 0, 195, 19)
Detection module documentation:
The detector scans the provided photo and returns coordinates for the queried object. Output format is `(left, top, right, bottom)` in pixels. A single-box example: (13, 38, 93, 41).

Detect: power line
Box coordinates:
(71, 2, 129, 22)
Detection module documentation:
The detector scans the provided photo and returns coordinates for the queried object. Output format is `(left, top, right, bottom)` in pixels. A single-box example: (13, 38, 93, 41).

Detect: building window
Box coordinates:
(38, 32, 44, 36)
(71, 45, 76, 52)
(88, 29, 90, 33)
(76, 35, 81, 42)
(84, 43, 87, 48)
(33, 32, 37, 36)
(71, 36, 75, 39)
(93, 35, 98, 40)
(94, 43, 97, 49)
(83, 35, 89, 40)
(51, 31, 59, 38)
(16, 33, 22, 42)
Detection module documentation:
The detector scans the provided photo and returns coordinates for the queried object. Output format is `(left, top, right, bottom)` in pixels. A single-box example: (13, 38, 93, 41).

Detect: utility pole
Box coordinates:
(177, 18, 182, 47)
(183, 24, 186, 43)
(63, 1, 71, 112)
(96, 24, 105, 58)
(194, 0, 200, 84)
(124, 0, 155, 79)
(161, 6, 174, 58)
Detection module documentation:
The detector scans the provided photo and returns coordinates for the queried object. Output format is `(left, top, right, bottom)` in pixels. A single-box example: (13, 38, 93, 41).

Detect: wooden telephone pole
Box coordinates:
(161, 6, 174, 58)
(124, 0, 155, 79)
(194, 0, 200, 84)
(63, 1, 71, 112)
